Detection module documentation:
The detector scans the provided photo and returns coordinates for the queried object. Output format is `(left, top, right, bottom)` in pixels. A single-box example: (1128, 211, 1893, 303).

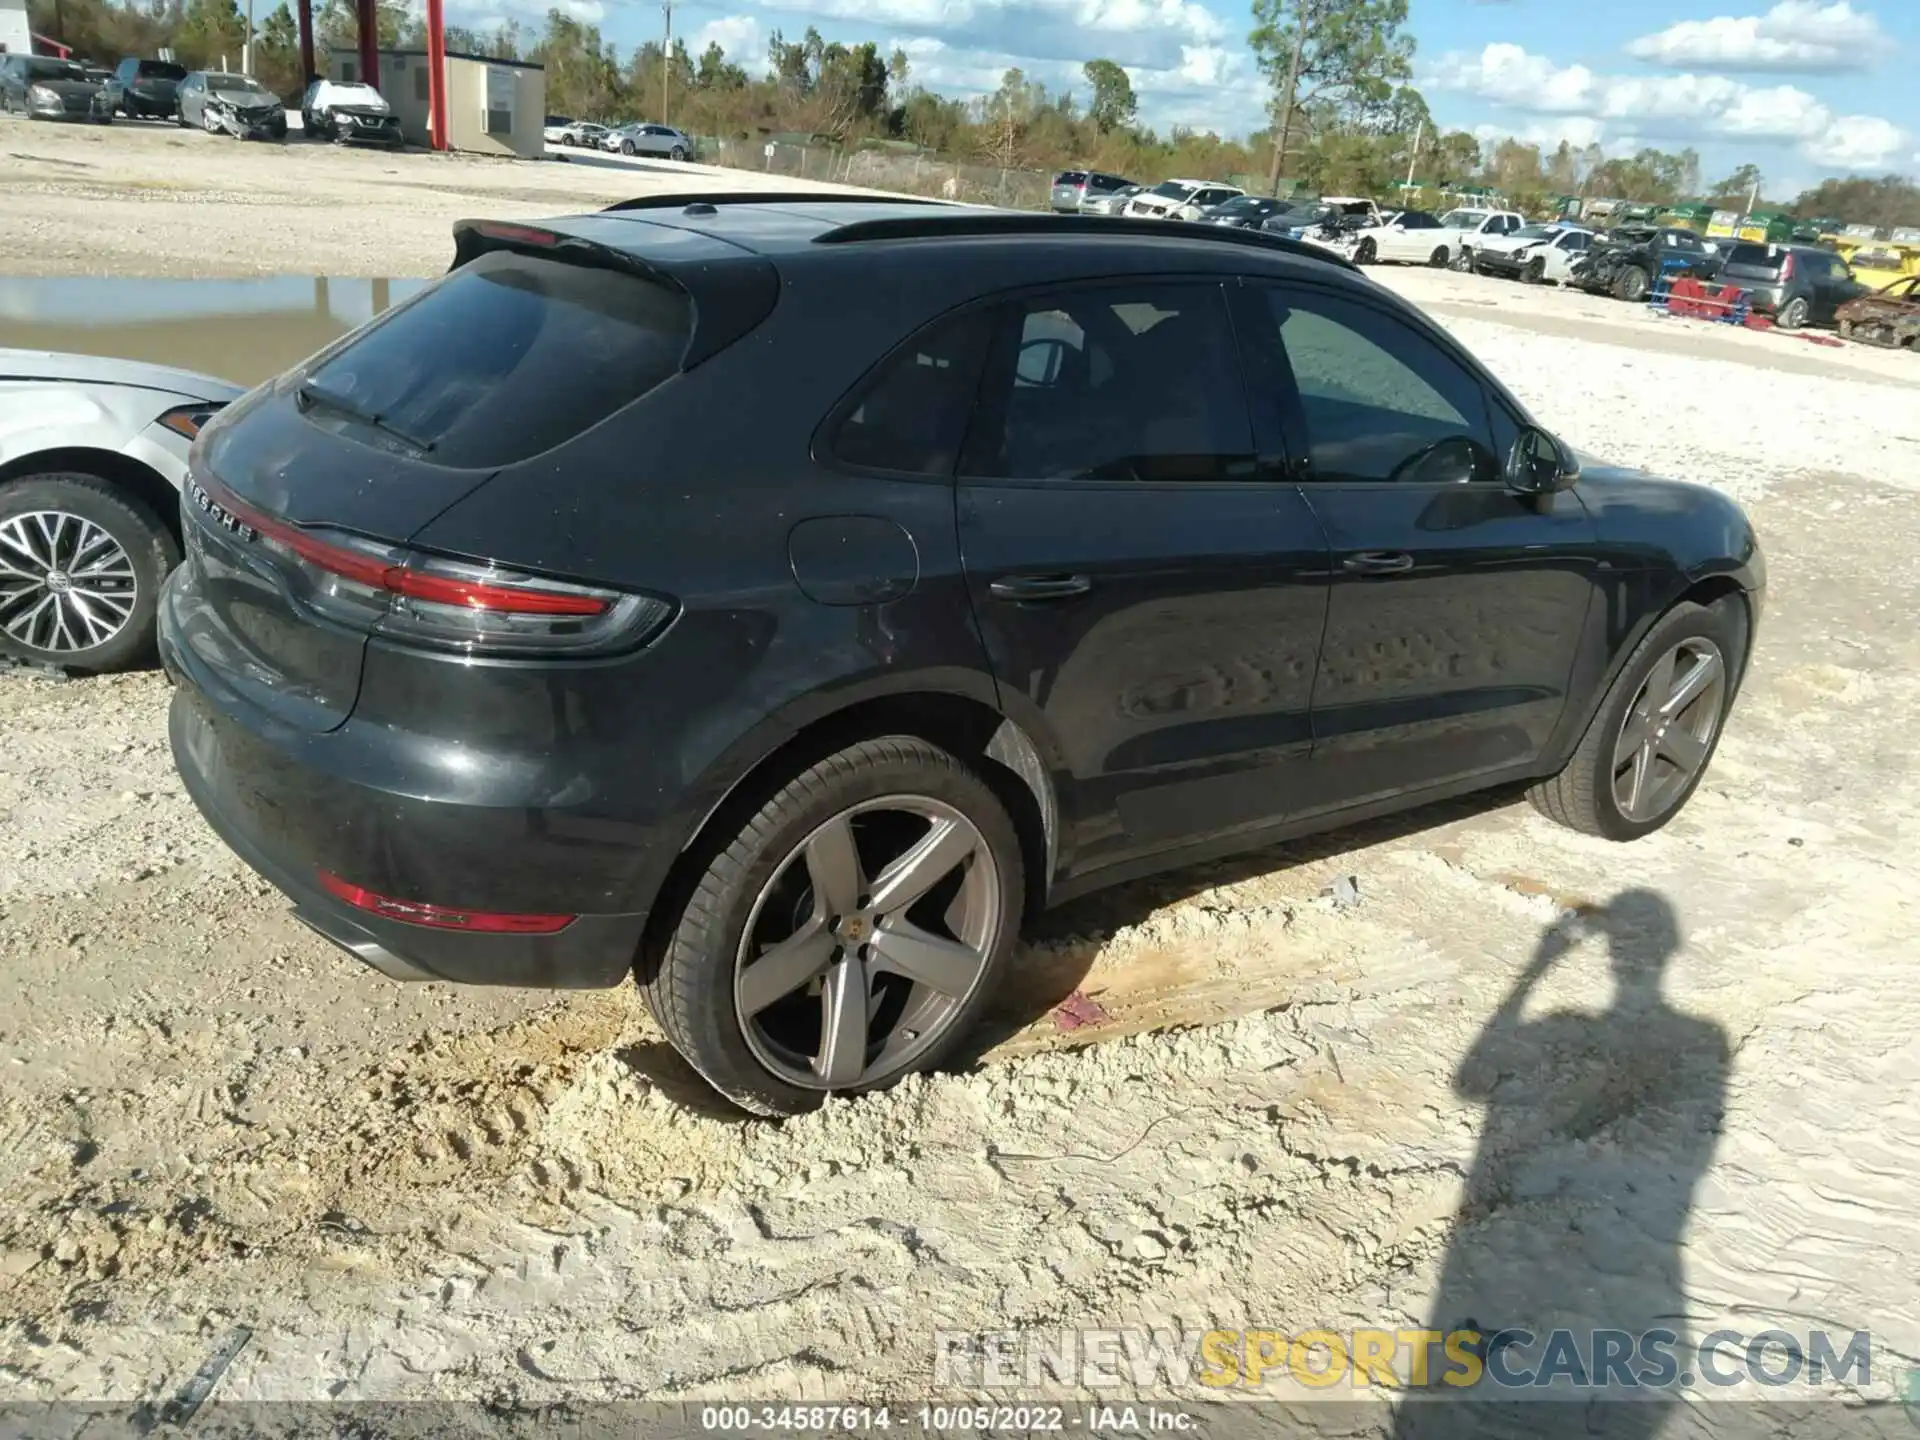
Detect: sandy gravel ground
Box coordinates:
(5, 116, 1920, 1422)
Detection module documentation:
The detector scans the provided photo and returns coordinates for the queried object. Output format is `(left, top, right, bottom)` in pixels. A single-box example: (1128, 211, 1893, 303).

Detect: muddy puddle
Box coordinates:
(0, 275, 427, 386)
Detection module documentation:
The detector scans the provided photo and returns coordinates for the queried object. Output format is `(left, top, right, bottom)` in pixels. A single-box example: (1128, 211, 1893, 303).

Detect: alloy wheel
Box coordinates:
(0, 510, 139, 655)
(734, 796, 1004, 1090)
(1612, 637, 1726, 823)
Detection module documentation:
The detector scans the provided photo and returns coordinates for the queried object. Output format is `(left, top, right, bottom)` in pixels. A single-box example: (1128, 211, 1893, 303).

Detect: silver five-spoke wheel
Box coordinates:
(1612, 637, 1726, 823)
(0, 510, 140, 655)
(734, 797, 1003, 1091)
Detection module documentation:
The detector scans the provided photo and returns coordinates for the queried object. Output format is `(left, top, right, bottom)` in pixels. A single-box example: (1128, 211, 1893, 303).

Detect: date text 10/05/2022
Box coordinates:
(700, 1406, 1196, 1432)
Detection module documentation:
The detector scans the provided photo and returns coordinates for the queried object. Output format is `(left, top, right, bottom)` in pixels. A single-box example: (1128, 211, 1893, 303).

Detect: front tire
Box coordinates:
(1451, 247, 1474, 273)
(0, 473, 179, 675)
(1528, 597, 1746, 841)
(1524, 256, 1547, 284)
(1354, 238, 1377, 265)
(645, 736, 1025, 1116)
(670, 144, 687, 161)
(1430, 245, 1450, 268)
(1612, 265, 1651, 303)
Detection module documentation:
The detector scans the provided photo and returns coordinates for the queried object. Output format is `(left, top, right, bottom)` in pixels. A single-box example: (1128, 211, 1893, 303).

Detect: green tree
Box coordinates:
(696, 41, 747, 90)
(1249, 0, 1414, 194)
(1790, 174, 1920, 229)
(1082, 58, 1136, 135)
(1707, 163, 1763, 204)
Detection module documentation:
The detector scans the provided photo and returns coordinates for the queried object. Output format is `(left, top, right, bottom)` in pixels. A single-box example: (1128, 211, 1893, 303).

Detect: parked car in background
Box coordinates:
(1715, 242, 1868, 329)
(1201, 195, 1298, 229)
(1080, 183, 1144, 217)
(301, 79, 402, 148)
(1, 350, 241, 674)
(1572, 226, 1720, 303)
(0, 54, 114, 122)
(1836, 275, 1920, 348)
(1049, 170, 1135, 213)
(177, 71, 287, 140)
(559, 121, 610, 149)
(1344, 209, 1446, 265)
(1125, 178, 1244, 220)
(1471, 223, 1596, 283)
(1275, 198, 1388, 258)
(159, 199, 1762, 1116)
(543, 114, 573, 143)
(605, 122, 694, 160)
(107, 56, 186, 119)
(1430, 207, 1527, 271)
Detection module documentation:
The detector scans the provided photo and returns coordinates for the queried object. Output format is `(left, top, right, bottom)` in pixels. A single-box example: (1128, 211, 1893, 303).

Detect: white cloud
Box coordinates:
(1624, 1, 1885, 75)
(691, 14, 769, 76)
(1430, 41, 1911, 170)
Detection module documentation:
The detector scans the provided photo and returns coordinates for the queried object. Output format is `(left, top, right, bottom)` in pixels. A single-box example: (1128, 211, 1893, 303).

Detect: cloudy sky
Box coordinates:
(485, 0, 1918, 189)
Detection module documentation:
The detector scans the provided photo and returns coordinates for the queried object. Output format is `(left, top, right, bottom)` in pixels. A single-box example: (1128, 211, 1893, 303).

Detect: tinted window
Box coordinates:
(138, 59, 186, 79)
(831, 310, 991, 475)
(966, 283, 1253, 484)
(1254, 288, 1498, 485)
(1089, 174, 1128, 192)
(1398, 211, 1439, 229)
(1055, 171, 1088, 186)
(302, 250, 690, 469)
(1723, 243, 1781, 270)
(1148, 181, 1195, 200)
(26, 58, 85, 79)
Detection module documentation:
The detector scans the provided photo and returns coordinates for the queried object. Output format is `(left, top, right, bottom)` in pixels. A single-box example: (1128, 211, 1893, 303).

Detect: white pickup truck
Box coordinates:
(1430, 207, 1528, 271)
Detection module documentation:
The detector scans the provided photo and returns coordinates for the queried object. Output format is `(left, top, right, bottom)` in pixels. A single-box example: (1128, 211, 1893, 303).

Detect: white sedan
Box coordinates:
(1, 351, 241, 673)
(1471, 224, 1597, 283)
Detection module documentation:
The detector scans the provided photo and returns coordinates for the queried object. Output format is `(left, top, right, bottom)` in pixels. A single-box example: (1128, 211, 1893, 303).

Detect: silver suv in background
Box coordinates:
(1050, 170, 1136, 213)
(606, 123, 694, 160)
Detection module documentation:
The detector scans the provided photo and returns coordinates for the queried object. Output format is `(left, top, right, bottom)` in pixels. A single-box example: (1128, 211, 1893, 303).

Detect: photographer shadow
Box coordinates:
(1396, 888, 1730, 1439)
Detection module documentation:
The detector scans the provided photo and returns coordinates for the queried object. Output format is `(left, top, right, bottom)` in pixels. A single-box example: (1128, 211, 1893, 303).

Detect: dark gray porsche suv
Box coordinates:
(161, 197, 1764, 1114)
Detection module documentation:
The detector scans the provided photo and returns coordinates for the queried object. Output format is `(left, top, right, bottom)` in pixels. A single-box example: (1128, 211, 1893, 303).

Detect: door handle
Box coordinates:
(989, 573, 1092, 602)
(1342, 551, 1416, 576)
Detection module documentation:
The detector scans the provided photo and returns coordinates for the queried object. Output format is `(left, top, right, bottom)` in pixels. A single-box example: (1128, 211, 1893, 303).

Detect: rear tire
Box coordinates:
(1528, 597, 1747, 841)
(1776, 296, 1809, 331)
(644, 736, 1025, 1116)
(0, 472, 179, 675)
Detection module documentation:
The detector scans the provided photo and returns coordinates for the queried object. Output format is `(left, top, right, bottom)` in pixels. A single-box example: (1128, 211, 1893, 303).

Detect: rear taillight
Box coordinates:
(1779, 252, 1795, 281)
(317, 870, 575, 933)
(187, 473, 670, 657)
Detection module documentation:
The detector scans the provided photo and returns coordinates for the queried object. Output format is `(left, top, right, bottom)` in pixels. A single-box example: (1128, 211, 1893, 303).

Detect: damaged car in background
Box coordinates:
(300, 78, 403, 147)
(177, 71, 287, 140)
(1835, 275, 1920, 348)
(1472, 223, 1596, 284)
(1570, 226, 1719, 303)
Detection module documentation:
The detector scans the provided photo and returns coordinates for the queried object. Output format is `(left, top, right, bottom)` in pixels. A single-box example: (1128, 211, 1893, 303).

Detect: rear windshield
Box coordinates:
(138, 60, 187, 79)
(1054, 171, 1087, 186)
(302, 249, 691, 468)
(1148, 181, 1196, 200)
(1723, 243, 1782, 270)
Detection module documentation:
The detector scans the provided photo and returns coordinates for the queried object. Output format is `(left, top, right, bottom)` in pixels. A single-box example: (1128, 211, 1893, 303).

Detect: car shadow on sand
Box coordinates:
(957, 783, 1531, 1059)
(1394, 887, 1730, 1438)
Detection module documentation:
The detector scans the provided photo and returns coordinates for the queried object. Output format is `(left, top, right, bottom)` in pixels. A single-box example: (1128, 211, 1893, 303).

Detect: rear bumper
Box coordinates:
(159, 580, 652, 990)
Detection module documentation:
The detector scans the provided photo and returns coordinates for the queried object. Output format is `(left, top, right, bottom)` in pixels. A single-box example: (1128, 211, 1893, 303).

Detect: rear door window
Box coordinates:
(827, 309, 993, 476)
(300, 248, 690, 468)
(962, 282, 1255, 484)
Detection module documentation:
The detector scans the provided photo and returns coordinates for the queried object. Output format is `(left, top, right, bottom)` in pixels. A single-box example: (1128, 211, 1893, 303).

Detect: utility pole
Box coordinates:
(1404, 117, 1423, 193)
(243, 0, 254, 74)
(660, 0, 673, 123)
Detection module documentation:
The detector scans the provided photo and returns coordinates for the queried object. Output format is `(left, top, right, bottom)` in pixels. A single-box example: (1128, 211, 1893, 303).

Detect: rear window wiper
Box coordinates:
(295, 380, 435, 455)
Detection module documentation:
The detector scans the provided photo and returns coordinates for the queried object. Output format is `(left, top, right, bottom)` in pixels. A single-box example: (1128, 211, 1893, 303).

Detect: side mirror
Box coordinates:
(1506, 426, 1578, 495)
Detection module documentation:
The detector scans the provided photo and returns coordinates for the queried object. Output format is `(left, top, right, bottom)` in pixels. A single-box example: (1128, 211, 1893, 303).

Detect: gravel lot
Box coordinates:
(5, 116, 1920, 1420)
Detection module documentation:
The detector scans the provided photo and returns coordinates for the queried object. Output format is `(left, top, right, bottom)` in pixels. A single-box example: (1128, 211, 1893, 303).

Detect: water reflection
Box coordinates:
(0, 276, 427, 386)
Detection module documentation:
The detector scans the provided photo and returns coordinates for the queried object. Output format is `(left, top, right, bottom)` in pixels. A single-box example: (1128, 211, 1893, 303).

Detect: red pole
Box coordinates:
(356, 0, 379, 92)
(296, 0, 314, 83)
(425, 0, 448, 150)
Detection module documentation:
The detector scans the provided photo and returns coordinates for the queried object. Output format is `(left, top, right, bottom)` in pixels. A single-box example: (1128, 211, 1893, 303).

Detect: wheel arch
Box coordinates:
(636, 688, 1061, 983)
(0, 446, 183, 551)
